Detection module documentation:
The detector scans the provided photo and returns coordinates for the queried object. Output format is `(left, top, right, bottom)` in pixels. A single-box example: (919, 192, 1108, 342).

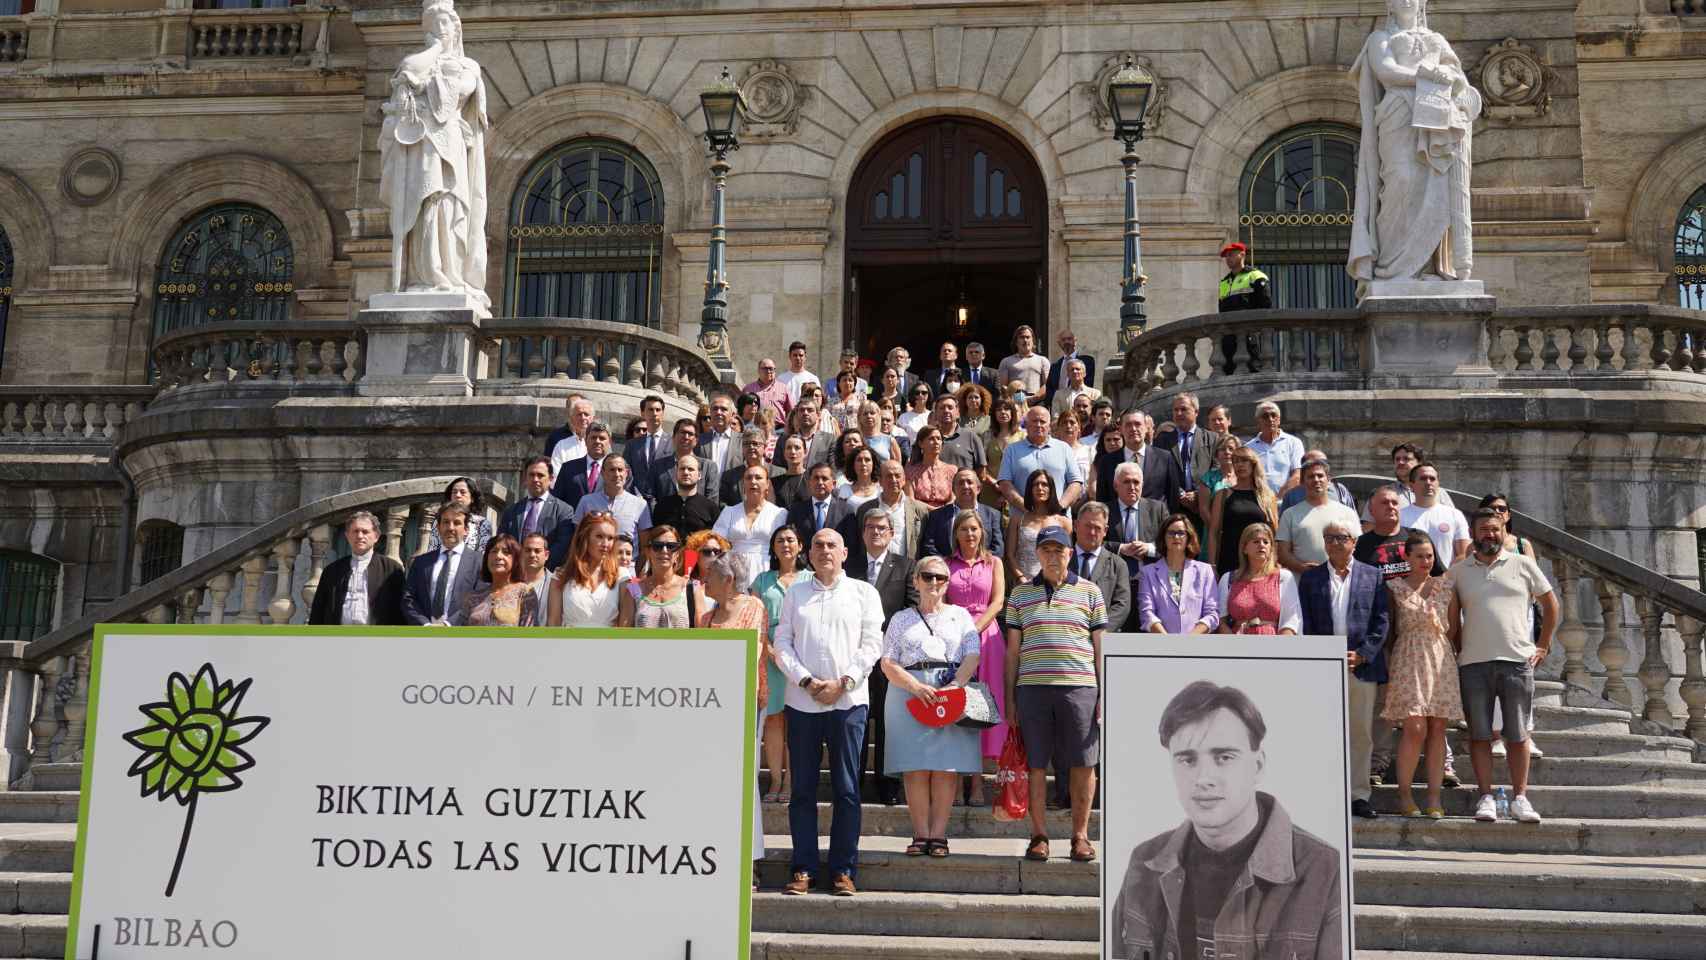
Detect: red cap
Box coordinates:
(1219, 242, 1248, 256)
(854, 357, 876, 371)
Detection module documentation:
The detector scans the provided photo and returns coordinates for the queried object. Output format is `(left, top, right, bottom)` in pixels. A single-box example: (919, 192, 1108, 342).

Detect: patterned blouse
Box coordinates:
(451, 582, 538, 627)
(882, 604, 981, 668)
(905, 460, 958, 509)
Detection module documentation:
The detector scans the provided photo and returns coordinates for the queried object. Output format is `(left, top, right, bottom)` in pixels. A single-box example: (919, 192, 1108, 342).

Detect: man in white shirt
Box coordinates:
(1399, 461, 1470, 564)
(1049, 359, 1101, 415)
(778, 341, 821, 406)
(402, 504, 481, 626)
(1276, 460, 1363, 574)
(1245, 399, 1305, 495)
(774, 528, 883, 898)
(1360, 441, 1454, 527)
(547, 394, 597, 473)
(308, 511, 405, 625)
(573, 454, 652, 540)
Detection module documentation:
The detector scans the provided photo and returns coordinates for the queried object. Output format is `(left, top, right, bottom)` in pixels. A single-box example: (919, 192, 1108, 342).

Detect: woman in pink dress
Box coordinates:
(1213, 523, 1300, 635)
(944, 508, 1005, 806)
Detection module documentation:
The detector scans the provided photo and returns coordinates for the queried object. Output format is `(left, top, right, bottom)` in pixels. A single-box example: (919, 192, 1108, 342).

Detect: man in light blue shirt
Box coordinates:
(573, 454, 651, 540)
(1245, 399, 1305, 495)
(997, 405, 1085, 509)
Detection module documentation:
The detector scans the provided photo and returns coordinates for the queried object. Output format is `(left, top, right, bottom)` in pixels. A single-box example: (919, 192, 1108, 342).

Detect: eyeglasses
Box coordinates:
(649, 542, 681, 553)
(1324, 534, 1354, 544)
(1165, 530, 1190, 539)
(918, 573, 950, 584)
(700, 547, 726, 558)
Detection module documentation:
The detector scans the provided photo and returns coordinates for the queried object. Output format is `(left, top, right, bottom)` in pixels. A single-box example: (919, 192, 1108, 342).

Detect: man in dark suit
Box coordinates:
(717, 429, 787, 506)
(845, 459, 929, 573)
(696, 392, 743, 477)
(652, 418, 718, 500)
(497, 456, 576, 570)
(1100, 410, 1185, 515)
(848, 509, 917, 805)
(1043, 330, 1096, 406)
(962, 341, 1000, 392)
(551, 421, 615, 508)
(773, 399, 838, 468)
(624, 394, 671, 500)
(308, 511, 406, 625)
(402, 503, 483, 625)
(923, 341, 965, 398)
(885, 346, 924, 399)
(919, 468, 1005, 559)
(1103, 461, 1171, 579)
(784, 464, 852, 539)
(1298, 518, 1391, 820)
(1150, 392, 1223, 521)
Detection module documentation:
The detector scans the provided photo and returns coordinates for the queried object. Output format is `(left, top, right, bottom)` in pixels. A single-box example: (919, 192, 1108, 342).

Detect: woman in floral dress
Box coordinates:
(1383, 531, 1463, 819)
(450, 535, 538, 626)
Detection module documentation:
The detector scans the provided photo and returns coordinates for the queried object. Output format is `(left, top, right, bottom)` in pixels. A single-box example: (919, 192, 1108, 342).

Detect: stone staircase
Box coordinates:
(750, 680, 1706, 960)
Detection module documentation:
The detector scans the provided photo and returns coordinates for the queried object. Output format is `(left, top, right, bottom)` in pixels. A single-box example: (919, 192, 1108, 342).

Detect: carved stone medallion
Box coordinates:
(60, 147, 121, 207)
(1472, 37, 1555, 122)
(1081, 52, 1168, 137)
(738, 60, 807, 139)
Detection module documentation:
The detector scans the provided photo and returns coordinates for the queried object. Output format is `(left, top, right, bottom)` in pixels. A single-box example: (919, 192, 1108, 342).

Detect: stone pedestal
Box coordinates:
(1361, 294, 1500, 384)
(356, 307, 487, 398)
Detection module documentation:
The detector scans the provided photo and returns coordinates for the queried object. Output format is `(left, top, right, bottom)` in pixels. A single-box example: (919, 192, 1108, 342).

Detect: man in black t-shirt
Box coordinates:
(1112, 682, 1342, 960)
(1354, 486, 1447, 581)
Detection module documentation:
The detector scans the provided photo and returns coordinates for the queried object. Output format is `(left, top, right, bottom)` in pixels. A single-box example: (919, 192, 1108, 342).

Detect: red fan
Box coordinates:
(906, 687, 967, 728)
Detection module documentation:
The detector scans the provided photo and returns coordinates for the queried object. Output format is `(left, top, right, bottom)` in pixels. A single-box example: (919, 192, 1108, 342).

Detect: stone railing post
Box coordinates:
(60, 646, 91, 763)
(1634, 595, 1673, 724)
(300, 523, 333, 616)
(206, 571, 234, 624)
(1596, 581, 1633, 708)
(413, 504, 434, 559)
(383, 505, 409, 564)
(1552, 556, 1591, 688)
(1677, 614, 1706, 745)
(28, 657, 62, 768)
(266, 538, 299, 625)
(234, 556, 268, 625)
(175, 587, 203, 624)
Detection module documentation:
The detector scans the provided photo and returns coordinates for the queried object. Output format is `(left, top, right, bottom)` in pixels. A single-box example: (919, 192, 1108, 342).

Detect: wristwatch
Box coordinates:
(839, 675, 853, 691)
(799, 677, 815, 689)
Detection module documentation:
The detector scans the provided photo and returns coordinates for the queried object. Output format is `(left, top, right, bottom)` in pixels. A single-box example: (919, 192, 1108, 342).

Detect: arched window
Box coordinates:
(151, 203, 295, 348)
(505, 139, 664, 325)
(0, 551, 58, 641)
(1238, 124, 1359, 309)
(138, 522, 185, 586)
(0, 222, 12, 374)
(1676, 183, 1706, 310)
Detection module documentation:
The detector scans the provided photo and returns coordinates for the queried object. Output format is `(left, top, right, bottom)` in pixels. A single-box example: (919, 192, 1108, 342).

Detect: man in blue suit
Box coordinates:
(402, 503, 484, 625)
(1298, 518, 1390, 820)
(497, 456, 576, 571)
(918, 468, 1004, 559)
(624, 394, 671, 500)
(551, 421, 615, 508)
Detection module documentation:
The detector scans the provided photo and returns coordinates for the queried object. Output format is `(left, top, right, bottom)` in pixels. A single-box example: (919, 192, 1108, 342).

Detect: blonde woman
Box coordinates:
(547, 512, 622, 627)
(1214, 523, 1300, 635)
(1208, 446, 1279, 576)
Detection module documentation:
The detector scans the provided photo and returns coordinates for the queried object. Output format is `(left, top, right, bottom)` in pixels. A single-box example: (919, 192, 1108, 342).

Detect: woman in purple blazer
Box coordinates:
(1137, 514, 1221, 634)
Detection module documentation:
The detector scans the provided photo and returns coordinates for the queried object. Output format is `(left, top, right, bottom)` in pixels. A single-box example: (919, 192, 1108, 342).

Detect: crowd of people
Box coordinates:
(305, 328, 1560, 896)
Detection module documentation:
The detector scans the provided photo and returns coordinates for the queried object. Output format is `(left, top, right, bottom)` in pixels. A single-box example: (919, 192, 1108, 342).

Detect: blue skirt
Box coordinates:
(883, 666, 983, 775)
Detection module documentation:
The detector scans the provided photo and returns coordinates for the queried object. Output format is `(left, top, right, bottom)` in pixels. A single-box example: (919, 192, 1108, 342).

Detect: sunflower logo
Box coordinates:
(122, 663, 271, 897)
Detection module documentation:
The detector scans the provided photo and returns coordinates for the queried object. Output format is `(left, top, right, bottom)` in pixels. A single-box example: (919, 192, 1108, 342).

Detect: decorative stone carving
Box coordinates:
(737, 60, 806, 138)
(1471, 37, 1555, 122)
(59, 148, 120, 207)
(1082, 53, 1167, 137)
(375, 0, 492, 317)
(1348, 0, 1483, 296)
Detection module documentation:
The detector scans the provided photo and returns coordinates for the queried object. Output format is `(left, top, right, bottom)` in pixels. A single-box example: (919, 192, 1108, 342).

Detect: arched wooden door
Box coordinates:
(845, 117, 1047, 364)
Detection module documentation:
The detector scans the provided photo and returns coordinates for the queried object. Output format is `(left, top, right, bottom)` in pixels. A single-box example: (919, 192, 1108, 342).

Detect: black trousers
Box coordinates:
(861, 668, 901, 800)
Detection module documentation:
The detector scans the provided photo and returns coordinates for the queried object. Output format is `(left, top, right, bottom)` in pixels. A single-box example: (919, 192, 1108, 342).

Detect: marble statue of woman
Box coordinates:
(378, 0, 491, 315)
(1347, 0, 1482, 292)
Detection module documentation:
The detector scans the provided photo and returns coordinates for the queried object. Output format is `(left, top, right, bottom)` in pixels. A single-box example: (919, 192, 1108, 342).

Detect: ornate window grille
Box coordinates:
(505, 139, 664, 325)
(1675, 183, 1706, 311)
(0, 222, 12, 375)
(1238, 123, 1359, 310)
(151, 203, 295, 342)
(0, 550, 58, 642)
(138, 522, 186, 586)
(191, 0, 302, 9)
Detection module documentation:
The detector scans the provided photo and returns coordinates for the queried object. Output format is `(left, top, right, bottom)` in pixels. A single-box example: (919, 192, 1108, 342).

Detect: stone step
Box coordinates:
(1355, 815, 1706, 857)
(0, 827, 73, 875)
(0, 875, 69, 917)
(1509, 728, 1696, 762)
(1532, 703, 1633, 734)
(0, 796, 74, 827)
(0, 914, 63, 959)
(751, 890, 1097, 941)
(1355, 904, 1706, 959)
(23, 766, 78, 793)
(749, 932, 1094, 959)
(1445, 753, 1706, 787)
(763, 802, 1100, 842)
(757, 835, 1096, 897)
(1531, 679, 1567, 706)
(1371, 782, 1706, 818)
(1353, 851, 1706, 915)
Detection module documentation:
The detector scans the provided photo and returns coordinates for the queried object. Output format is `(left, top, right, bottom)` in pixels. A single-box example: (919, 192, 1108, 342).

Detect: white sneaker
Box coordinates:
(1510, 794, 1542, 824)
(1528, 740, 1544, 759)
(1474, 793, 1498, 822)
(1491, 739, 1507, 757)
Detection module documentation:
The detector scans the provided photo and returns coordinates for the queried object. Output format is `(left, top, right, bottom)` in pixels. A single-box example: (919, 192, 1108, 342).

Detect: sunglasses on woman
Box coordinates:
(918, 572, 950, 584)
(700, 547, 726, 558)
(649, 541, 681, 553)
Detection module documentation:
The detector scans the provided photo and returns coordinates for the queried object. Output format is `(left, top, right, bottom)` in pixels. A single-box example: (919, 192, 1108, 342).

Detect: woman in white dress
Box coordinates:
(713, 466, 789, 576)
(836, 446, 882, 512)
(546, 512, 622, 627)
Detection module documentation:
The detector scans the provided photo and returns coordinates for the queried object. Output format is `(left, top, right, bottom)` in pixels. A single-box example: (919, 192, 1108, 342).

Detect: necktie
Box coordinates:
(814, 501, 826, 531)
(522, 498, 540, 535)
(1079, 551, 1093, 577)
(431, 549, 453, 619)
(1125, 506, 1137, 543)
(869, 559, 880, 581)
(1181, 431, 1195, 491)
(588, 461, 601, 491)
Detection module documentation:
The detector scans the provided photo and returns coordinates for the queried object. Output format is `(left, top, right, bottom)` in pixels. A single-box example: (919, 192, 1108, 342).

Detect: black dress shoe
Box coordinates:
(1351, 799, 1378, 819)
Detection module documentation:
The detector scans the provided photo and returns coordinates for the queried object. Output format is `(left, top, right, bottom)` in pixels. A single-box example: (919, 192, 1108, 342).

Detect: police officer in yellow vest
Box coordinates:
(1217, 242, 1271, 373)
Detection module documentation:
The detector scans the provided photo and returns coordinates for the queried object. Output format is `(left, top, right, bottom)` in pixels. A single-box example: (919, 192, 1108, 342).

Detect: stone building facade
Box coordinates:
(1, 0, 1705, 656)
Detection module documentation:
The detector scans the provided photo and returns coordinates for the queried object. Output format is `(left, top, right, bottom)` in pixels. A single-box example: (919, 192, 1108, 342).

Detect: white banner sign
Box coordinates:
(69, 625, 757, 959)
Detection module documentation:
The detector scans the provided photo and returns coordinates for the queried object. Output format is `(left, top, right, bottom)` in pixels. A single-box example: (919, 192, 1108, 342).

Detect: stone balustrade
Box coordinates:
(1489, 305, 1706, 380)
(151, 321, 365, 395)
(479, 316, 720, 408)
(192, 19, 302, 58)
(1673, 0, 1703, 14)
(4, 476, 507, 787)
(0, 387, 153, 444)
(0, 26, 25, 63)
(1122, 308, 1365, 401)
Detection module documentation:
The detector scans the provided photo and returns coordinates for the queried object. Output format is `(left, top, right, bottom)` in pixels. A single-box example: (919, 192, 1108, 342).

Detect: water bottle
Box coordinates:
(1494, 787, 1510, 820)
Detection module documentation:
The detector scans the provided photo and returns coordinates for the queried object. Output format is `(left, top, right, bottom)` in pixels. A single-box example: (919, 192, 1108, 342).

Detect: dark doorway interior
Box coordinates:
(850, 263, 1039, 368)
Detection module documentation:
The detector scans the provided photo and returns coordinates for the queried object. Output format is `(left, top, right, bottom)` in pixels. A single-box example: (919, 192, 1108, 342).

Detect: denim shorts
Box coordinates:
(1459, 660, 1533, 743)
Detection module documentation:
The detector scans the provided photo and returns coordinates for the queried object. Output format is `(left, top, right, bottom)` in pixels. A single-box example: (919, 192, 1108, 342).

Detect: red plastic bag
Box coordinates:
(992, 727, 1029, 823)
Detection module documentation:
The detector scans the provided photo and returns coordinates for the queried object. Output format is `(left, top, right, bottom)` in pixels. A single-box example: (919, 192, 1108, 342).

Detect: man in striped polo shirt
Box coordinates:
(1004, 524, 1108, 864)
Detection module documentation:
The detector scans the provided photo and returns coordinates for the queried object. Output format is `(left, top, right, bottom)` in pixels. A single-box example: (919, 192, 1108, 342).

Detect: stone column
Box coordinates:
(356, 305, 489, 398)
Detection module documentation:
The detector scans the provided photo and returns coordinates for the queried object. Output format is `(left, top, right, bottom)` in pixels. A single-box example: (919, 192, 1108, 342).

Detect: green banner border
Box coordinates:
(68, 623, 759, 960)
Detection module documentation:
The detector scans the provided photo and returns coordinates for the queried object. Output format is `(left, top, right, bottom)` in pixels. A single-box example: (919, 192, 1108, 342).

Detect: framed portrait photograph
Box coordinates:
(1101, 633, 1354, 960)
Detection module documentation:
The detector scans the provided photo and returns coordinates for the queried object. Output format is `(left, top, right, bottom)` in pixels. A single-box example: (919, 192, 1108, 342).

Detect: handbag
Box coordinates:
(954, 681, 1001, 729)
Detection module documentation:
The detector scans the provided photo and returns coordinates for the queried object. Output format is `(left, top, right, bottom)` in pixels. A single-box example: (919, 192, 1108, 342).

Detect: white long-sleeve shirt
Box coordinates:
(773, 573, 884, 714)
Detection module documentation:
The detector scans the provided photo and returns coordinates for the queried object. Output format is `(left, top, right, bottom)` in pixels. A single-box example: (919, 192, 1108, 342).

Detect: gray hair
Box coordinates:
(703, 549, 754, 594)
(585, 419, 611, 437)
(741, 427, 768, 446)
(1075, 500, 1110, 523)
(1255, 400, 1281, 417)
(1174, 392, 1200, 411)
(915, 555, 951, 580)
(345, 510, 381, 533)
(1113, 461, 1144, 483)
(1324, 519, 1359, 539)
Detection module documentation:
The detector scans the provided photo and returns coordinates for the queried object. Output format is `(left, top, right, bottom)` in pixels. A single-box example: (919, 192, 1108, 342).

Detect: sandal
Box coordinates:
(927, 839, 949, 858)
(763, 789, 781, 803)
(1069, 837, 1096, 863)
(1426, 807, 1446, 820)
(905, 837, 929, 857)
(1401, 804, 1425, 818)
(1025, 835, 1049, 861)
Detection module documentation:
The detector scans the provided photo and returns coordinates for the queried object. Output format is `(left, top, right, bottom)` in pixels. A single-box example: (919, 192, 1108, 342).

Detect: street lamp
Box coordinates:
(698, 66, 745, 382)
(1107, 55, 1155, 349)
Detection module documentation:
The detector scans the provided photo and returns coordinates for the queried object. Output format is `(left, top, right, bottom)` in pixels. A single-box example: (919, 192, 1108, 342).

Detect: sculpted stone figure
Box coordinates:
(1347, 0, 1482, 290)
(379, 0, 491, 314)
